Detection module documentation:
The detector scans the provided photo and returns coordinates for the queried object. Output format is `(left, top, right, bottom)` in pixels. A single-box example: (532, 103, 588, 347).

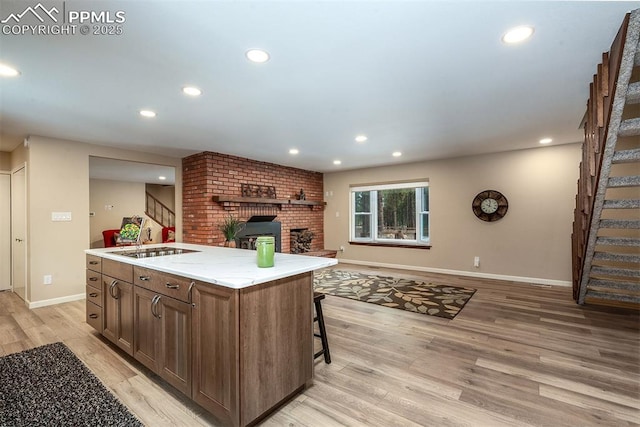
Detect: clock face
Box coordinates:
(480, 198, 499, 214)
(472, 190, 508, 222)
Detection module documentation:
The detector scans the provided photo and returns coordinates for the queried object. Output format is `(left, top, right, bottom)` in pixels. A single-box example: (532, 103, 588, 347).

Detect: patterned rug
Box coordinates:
(314, 269, 476, 319)
(0, 342, 142, 427)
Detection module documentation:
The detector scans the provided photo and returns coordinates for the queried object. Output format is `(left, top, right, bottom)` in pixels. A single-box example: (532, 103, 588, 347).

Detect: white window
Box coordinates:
(350, 181, 429, 245)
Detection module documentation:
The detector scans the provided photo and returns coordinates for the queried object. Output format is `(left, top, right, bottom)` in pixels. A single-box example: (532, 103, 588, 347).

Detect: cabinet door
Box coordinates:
(191, 282, 239, 426)
(133, 286, 158, 371)
(103, 275, 134, 356)
(157, 295, 191, 396)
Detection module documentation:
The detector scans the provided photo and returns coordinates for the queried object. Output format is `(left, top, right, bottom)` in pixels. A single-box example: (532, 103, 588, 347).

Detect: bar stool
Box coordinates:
(313, 292, 331, 364)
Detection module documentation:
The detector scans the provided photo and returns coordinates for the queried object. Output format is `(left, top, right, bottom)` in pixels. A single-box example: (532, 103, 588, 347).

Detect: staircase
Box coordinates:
(572, 9, 640, 305)
(146, 192, 175, 229)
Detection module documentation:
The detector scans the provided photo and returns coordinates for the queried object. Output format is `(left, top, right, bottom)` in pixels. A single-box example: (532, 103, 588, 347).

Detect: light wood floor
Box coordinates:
(1, 264, 638, 426)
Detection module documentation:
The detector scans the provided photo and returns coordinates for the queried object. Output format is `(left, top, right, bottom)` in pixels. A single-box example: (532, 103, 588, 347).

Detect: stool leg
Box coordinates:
(314, 299, 331, 364)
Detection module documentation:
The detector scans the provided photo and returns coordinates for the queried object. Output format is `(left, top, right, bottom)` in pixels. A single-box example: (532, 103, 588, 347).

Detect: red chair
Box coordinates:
(102, 229, 121, 248)
(162, 226, 176, 243)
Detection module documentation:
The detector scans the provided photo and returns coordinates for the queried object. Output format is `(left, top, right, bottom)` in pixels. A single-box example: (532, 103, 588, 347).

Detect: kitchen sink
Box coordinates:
(117, 247, 198, 259)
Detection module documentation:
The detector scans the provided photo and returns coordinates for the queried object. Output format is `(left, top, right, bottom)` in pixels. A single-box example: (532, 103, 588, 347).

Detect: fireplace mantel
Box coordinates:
(212, 195, 326, 210)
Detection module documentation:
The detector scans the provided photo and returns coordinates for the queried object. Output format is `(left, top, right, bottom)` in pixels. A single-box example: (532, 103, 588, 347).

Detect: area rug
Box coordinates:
(0, 342, 142, 427)
(314, 269, 476, 319)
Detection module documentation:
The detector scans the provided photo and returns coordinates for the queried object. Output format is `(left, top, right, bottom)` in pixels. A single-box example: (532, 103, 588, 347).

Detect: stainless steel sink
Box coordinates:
(117, 247, 198, 259)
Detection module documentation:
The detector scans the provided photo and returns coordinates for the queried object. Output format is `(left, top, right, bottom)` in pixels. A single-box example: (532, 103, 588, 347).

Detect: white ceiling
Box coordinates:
(89, 156, 176, 185)
(0, 1, 636, 172)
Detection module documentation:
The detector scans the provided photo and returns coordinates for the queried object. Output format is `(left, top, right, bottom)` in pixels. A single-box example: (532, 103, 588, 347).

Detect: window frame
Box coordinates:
(350, 181, 430, 246)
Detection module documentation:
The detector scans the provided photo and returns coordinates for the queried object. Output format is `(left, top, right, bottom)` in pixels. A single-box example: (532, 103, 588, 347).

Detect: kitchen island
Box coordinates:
(85, 243, 337, 427)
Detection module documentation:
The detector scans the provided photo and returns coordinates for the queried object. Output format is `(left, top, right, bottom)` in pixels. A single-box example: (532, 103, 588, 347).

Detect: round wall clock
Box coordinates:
(472, 190, 508, 222)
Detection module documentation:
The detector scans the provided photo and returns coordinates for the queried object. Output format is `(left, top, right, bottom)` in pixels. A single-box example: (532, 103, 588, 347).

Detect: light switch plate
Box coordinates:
(51, 212, 72, 221)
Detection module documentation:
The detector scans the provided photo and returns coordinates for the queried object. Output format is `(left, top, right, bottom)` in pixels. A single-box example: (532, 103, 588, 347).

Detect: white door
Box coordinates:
(0, 173, 10, 291)
(11, 165, 26, 301)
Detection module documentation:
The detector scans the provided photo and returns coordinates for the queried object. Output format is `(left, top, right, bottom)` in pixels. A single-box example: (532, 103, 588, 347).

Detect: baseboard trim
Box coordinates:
(28, 293, 86, 309)
(337, 258, 572, 287)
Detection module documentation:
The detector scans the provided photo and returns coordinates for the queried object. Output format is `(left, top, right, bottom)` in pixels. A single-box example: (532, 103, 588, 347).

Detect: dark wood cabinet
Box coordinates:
(87, 254, 315, 427)
(85, 256, 103, 333)
(134, 285, 192, 396)
(103, 274, 135, 356)
(191, 282, 239, 426)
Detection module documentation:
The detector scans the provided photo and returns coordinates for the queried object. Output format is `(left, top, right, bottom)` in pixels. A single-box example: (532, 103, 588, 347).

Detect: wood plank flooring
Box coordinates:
(1, 263, 638, 426)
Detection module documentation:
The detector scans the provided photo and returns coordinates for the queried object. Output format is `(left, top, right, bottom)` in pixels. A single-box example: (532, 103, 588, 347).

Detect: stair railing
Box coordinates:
(146, 192, 175, 228)
(571, 13, 631, 302)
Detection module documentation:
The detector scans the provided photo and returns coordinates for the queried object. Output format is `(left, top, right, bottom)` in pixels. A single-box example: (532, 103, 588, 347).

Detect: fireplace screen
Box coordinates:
(234, 216, 282, 253)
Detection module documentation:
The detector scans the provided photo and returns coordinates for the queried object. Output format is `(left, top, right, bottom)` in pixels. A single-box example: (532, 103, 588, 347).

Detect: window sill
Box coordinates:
(349, 241, 431, 250)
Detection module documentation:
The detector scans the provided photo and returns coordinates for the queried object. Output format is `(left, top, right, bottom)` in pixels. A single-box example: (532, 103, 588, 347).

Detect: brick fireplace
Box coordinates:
(182, 152, 324, 253)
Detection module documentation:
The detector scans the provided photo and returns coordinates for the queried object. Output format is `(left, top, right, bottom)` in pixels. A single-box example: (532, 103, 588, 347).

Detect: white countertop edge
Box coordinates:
(85, 242, 338, 289)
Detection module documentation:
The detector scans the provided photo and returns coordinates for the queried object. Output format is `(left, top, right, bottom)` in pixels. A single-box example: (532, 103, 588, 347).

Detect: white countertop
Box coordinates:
(85, 243, 337, 289)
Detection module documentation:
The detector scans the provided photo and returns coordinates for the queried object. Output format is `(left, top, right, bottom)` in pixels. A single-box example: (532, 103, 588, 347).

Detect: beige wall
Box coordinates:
(90, 179, 147, 248)
(0, 152, 11, 171)
(19, 135, 182, 306)
(324, 143, 581, 285)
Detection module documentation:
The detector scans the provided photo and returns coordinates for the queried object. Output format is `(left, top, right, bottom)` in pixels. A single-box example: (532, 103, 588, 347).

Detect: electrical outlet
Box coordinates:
(474, 256, 480, 268)
(44, 275, 52, 285)
(339, 245, 345, 252)
(335, 211, 340, 217)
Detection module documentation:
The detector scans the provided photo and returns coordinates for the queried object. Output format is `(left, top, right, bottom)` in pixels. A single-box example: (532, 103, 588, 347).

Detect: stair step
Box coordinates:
(593, 251, 640, 263)
(597, 236, 640, 247)
(589, 278, 640, 291)
(585, 290, 640, 304)
(628, 82, 640, 104)
(603, 199, 640, 209)
(599, 219, 640, 229)
(619, 118, 640, 137)
(612, 148, 640, 163)
(591, 266, 640, 278)
(607, 175, 640, 188)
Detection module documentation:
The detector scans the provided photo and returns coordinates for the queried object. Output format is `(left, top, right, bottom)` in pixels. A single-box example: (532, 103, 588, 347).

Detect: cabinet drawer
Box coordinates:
(134, 266, 192, 303)
(86, 255, 102, 272)
(86, 270, 101, 290)
(86, 284, 103, 307)
(103, 258, 133, 283)
(86, 301, 103, 332)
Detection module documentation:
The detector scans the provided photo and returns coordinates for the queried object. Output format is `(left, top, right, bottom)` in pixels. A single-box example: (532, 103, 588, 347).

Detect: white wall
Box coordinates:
(324, 143, 581, 285)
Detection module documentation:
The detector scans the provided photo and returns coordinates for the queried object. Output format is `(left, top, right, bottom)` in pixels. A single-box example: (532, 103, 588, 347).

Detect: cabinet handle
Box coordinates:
(89, 314, 98, 319)
(165, 283, 179, 290)
(188, 281, 195, 305)
(89, 277, 98, 281)
(151, 295, 162, 319)
(89, 292, 98, 298)
(89, 261, 99, 265)
(139, 276, 151, 281)
(109, 280, 119, 300)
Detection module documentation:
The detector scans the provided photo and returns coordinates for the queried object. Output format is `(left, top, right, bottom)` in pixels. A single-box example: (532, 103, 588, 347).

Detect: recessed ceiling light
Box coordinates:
(289, 148, 299, 155)
(159, 176, 166, 180)
(392, 151, 402, 157)
(139, 110, 156, 118)
(355, 135, 368, 143)
(333, 160, 342, 165)
(0, 63, 20, 77)
(182, 86, 202, 96)
(502, 26, 534, 44)
(539, 138, 553, 144)
(246, 49, 270, 63)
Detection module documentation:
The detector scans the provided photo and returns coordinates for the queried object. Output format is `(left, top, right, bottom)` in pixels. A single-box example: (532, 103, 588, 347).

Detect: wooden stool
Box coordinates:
(313, 292, 331, 364)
